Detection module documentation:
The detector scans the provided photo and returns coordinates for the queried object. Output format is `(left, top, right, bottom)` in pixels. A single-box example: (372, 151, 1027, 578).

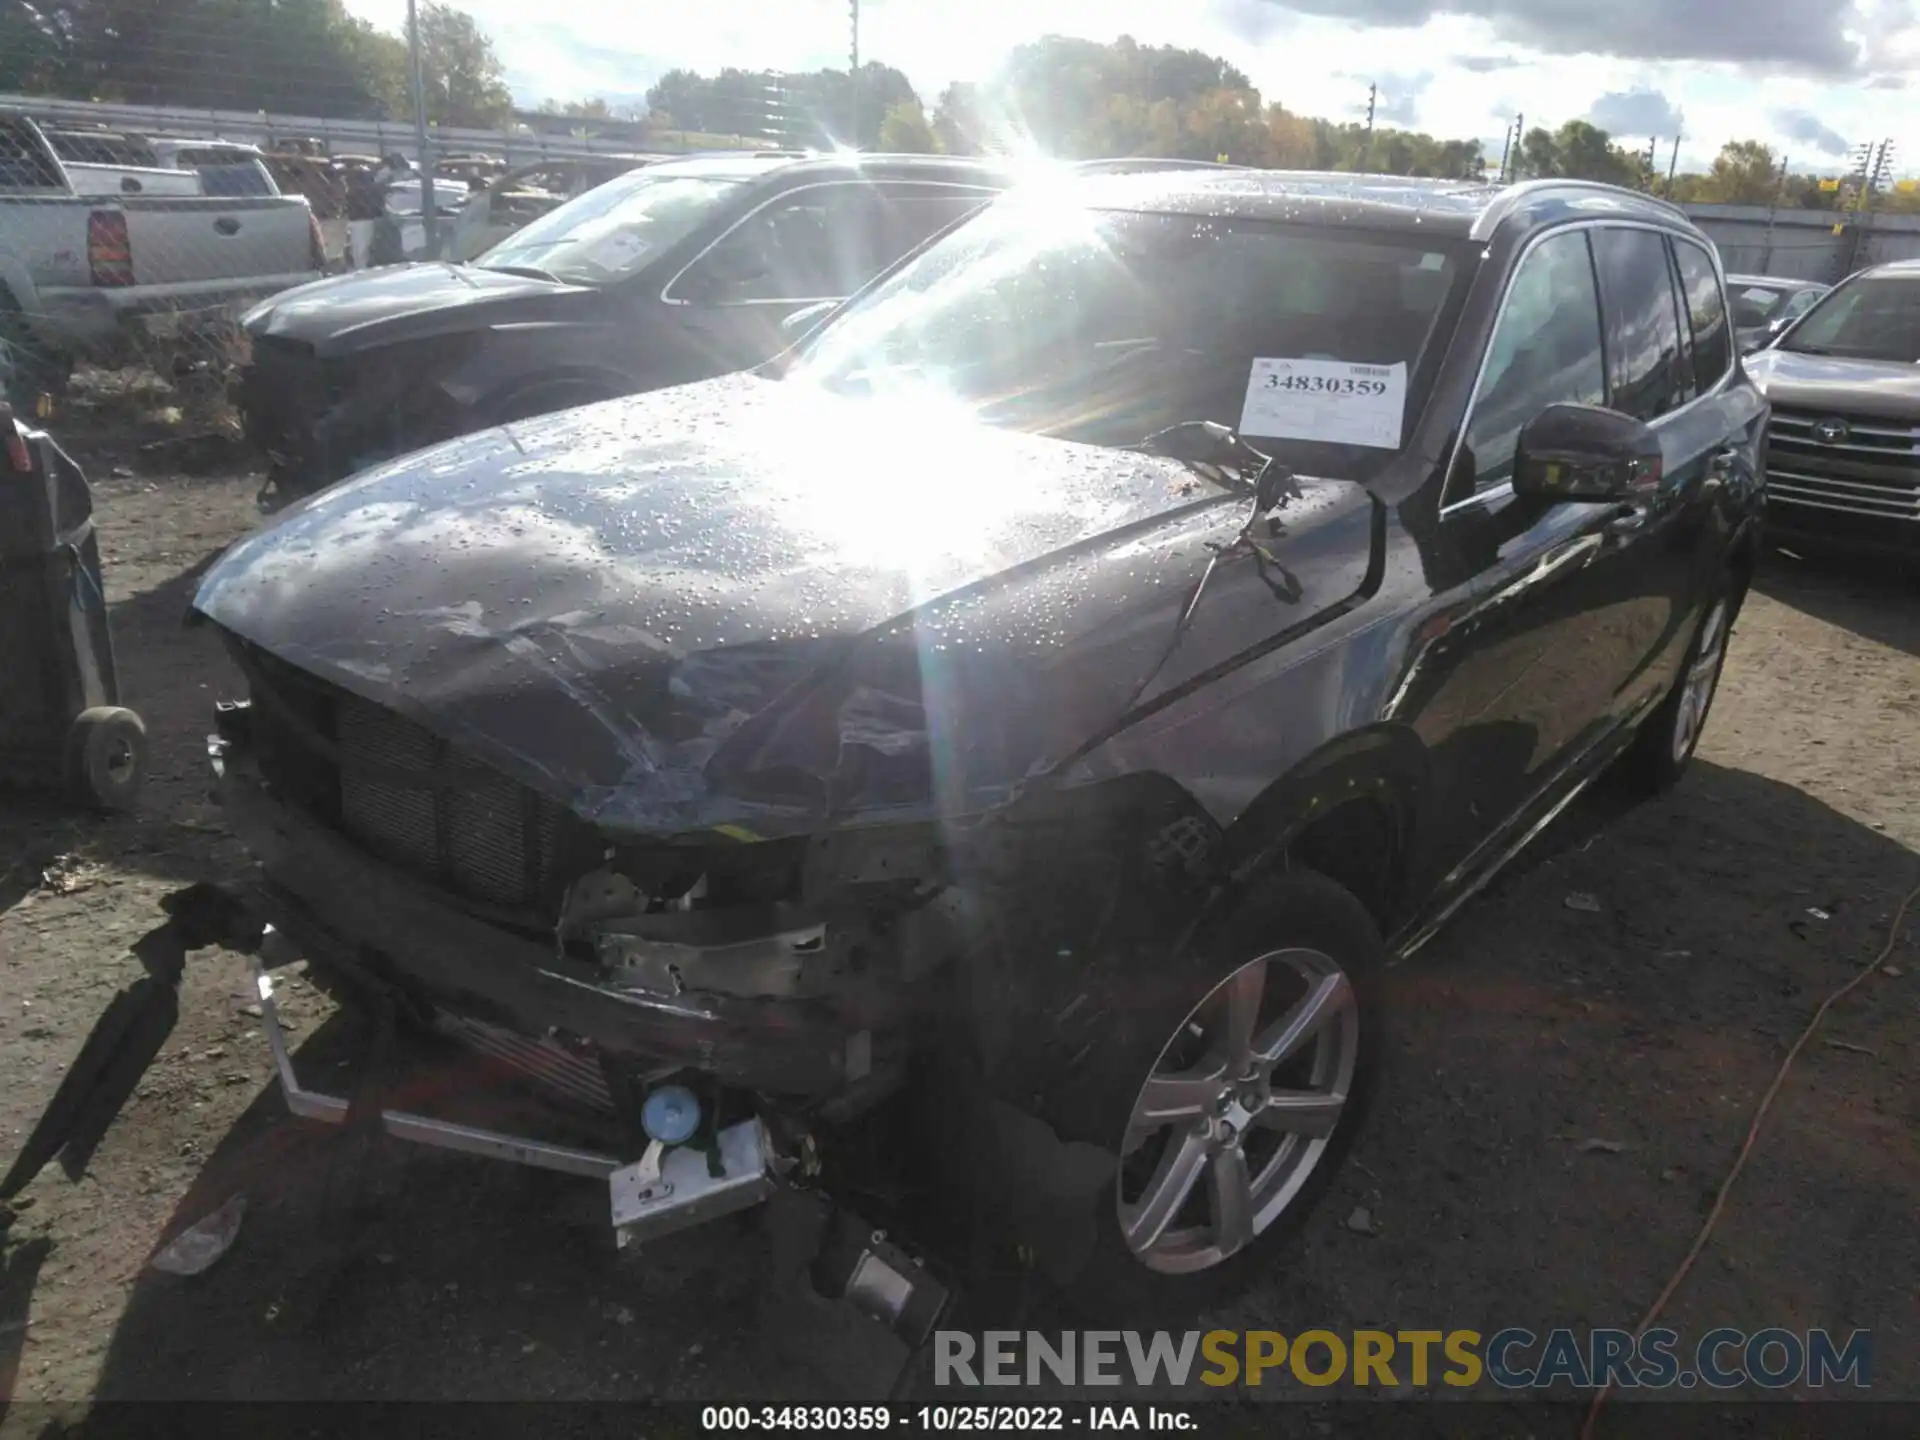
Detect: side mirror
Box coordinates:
(1512, 404, 1662, 502)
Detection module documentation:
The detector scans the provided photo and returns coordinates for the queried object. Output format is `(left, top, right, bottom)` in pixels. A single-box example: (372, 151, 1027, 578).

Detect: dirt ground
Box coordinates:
(0, 394, 1916, 1428)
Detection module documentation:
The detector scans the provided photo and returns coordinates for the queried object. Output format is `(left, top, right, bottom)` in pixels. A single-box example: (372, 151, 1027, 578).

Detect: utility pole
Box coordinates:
(848, 0, 860, 147)
(1496, 119, 1513, 184)
(1666, 132, 1681, 193)
(1642, 136, 1658, 191)
(1504, 112, 1523, 181)
(1762, 154, 1788, 272)
(1365, 82, 1376, 138)
(406, 0, 436, 257)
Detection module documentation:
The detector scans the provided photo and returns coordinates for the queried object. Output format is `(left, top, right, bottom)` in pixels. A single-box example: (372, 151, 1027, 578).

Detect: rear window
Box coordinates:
(0, 120, 62, 187)
(197, 162, 274, 197)
(1729, 284, 1789, 329)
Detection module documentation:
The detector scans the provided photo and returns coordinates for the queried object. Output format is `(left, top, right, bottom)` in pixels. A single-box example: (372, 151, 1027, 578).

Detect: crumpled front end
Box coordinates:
(241, 332, 477, 498)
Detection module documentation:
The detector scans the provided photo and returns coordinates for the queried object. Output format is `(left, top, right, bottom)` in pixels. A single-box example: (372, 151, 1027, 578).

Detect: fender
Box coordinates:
(1219, 721, 1434, 923)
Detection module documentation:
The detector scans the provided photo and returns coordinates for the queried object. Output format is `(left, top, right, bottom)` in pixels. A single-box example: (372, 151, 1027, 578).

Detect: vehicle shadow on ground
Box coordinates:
(1755, 550, 1919, 658)
(55, 757, 1920, 1407)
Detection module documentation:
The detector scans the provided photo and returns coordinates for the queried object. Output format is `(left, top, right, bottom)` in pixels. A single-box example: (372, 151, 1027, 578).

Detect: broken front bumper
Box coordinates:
(250, 948, 780, 1245)
(215, 756, 871, 1099)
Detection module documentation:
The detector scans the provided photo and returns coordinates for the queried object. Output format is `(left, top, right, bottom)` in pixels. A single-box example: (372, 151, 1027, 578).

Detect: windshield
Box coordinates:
(1780, 273, 1920, 361)
(788, 197, 1464, 476)
(475, 171, 745, 284)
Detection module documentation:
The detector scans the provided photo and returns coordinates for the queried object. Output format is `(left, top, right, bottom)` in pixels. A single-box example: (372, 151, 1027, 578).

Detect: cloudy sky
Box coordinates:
(346, 0, 1919, 173)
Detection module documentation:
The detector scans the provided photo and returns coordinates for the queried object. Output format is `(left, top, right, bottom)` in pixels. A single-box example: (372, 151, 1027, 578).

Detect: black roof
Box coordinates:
(1057, 170, 1699, 241)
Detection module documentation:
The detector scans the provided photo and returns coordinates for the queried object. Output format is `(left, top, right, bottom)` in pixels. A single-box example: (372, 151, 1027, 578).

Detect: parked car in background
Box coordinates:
(0, 109, 324, 402)
(59, 173, 1769, 1318)
(42, 125, 204, 197)
(1727, 273, 1829, 354)
(440, 155, 662, 261)
(148, 138, 281, 198)
(1745, 260, 1920, 562)
(238, 151, 1014, 501)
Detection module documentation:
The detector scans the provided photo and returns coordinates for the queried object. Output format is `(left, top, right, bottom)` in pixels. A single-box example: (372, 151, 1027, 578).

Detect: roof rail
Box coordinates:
(1470, 177, 1689, 240)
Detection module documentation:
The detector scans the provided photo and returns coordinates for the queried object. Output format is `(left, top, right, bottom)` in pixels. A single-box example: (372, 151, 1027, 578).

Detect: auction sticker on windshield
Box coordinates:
(1239, 358, 1406, 450)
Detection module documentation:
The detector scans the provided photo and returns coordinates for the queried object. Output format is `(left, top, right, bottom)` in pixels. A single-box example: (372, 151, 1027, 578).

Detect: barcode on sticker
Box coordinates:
(1350, 364, 1394, 377)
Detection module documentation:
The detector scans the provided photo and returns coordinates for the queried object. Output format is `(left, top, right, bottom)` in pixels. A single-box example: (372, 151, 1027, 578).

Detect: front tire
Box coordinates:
(1618, 575, 1736, 794)
(1039, 870, 1387, 1320)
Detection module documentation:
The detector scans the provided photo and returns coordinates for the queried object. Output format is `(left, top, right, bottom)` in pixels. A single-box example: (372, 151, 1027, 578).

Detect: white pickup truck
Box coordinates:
(0, 109, 322, 398)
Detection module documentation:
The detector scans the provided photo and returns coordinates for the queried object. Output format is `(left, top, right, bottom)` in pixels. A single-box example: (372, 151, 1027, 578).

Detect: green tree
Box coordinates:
(1698, 140, 1780, 204)
(417, 2, 511, 128)
(877, 99, 939, 153)
(1515, 120, 1641, 186)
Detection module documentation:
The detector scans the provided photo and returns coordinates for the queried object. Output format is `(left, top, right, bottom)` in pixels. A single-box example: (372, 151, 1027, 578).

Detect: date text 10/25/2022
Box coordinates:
(701, 1407, 1196, 1431)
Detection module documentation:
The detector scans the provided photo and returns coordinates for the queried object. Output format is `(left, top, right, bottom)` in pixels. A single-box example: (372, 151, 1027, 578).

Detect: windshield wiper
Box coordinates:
(1133, 420, 1301, 510)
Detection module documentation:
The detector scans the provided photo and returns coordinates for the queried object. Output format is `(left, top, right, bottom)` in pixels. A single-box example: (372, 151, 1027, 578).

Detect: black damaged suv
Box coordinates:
(14, 171, 1767, 1322)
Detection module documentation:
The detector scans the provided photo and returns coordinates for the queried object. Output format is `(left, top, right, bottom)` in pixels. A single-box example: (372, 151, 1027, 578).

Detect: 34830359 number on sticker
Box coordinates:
(1238, 357, 1407, 450)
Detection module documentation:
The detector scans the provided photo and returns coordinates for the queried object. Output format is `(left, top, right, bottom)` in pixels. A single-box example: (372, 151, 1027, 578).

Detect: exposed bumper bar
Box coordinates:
(252, 955, 621, 1181)
(252, 949, 782, 1243)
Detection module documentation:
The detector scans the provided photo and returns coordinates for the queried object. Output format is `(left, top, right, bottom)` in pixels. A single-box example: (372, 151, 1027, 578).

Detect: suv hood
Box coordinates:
(193, 375, 1370, 837)
(1746, 347, 1920, 421)
(243, 262, 595, 357)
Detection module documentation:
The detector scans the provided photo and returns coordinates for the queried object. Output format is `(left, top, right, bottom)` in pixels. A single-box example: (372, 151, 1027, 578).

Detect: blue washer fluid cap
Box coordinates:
(641, 1084, 702, 1145)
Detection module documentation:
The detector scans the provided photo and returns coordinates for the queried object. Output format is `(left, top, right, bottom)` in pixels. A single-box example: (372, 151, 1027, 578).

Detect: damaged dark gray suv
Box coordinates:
(9, 171, 1767, 1329)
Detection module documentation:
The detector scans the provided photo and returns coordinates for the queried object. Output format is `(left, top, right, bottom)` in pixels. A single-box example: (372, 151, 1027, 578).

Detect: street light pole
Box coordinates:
(407, 0, 437, 257)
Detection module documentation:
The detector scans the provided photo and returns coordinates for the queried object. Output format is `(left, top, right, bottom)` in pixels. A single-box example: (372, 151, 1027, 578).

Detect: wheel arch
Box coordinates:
(1215, 723, 1434, 932)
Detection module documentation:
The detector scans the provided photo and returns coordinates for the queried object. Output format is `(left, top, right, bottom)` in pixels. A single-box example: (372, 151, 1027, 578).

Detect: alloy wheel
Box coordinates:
(1115, 947, 1359, 1275)
(1671, 598, 1730, 765)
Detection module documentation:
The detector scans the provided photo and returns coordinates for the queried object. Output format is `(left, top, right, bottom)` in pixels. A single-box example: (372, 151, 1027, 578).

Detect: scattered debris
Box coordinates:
(240, 1003, 263, 1018)
(39, 855, 103, 896)
(149, 1194, 246, 1276)
(1660, 949, 1694, 959)
(1577, 1138, 1627, 1155)
(1807, 907, 1832, 922)
(1564, 892, 1603, 913)
(1883, 965, 1904, 978)
(1344, 1206, 1379, 1236)
(1823, 1040, 1878, 1058)
(609, 1304, 635, 1326)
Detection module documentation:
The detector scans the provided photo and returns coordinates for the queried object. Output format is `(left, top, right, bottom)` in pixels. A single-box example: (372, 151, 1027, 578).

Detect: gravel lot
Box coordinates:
(1, 418, 1916, 1428)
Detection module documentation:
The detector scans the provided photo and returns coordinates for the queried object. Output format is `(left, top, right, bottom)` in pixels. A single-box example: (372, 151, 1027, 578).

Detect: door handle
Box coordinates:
(1707, 447, 1740, 479)
(214, 216, 241, 236)
(1602, 502, 1648, 540)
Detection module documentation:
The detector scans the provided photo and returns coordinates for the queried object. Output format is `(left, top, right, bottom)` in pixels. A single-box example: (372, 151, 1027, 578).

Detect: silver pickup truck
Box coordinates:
(0, 109, 323, 397)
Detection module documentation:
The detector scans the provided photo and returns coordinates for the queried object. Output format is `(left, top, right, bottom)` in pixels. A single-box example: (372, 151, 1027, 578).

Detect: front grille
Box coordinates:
(1765, 407, 1920, 523)
(334, 691, 566, 911)
(240, 645, 573, 915)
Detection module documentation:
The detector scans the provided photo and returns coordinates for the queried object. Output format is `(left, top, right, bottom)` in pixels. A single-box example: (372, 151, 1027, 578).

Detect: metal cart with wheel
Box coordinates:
(0, 403, 146, 811)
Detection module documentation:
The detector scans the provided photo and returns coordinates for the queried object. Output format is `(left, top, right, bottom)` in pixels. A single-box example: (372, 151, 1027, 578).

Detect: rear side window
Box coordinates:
(1592, 228, 1688, 422)
(869, 186, 997, 272)
(1671, 240, 1733, 391)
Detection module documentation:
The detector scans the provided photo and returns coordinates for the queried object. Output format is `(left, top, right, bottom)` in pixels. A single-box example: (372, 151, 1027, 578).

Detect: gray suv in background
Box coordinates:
(1745, 260, 1920, 562)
